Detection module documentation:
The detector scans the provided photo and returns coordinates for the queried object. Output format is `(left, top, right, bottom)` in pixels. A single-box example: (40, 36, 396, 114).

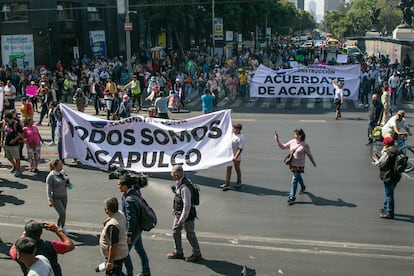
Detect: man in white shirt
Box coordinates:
(15, 237, 55, 276)
(388, 71, 400, 106)
(4, 80, 16, 109)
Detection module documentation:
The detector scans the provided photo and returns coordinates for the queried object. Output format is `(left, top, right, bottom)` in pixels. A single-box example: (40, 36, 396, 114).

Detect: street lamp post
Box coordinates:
(125, 0, 132, 73)
(212, 0, 215, 56)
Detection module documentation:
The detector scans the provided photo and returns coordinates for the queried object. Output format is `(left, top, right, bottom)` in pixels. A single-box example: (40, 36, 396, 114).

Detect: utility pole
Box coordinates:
(212, 0, 215, 57)
(125, 0, 132, 73)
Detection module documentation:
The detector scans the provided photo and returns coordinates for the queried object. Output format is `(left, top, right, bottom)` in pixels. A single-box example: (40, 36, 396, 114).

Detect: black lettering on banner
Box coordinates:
(308, 86, 316, 95)
(67, 121, 75, 137)
(95, 150, 109, 165)
(141, 128, 153, 145)
(191, 126, 208, 141)
(107, 130, 123, 145)
(126, 152, 141, 167)
(343, 89, 351, 97)
(292, 76, 300, 83)
(157, 151, 169, 167)
(154, 129, 169, 145)
(171, 150, 185, 165)
(124, 129, 135, 145)
(288, 87, 297, 95)
(74, 126, 88, 140)
(143, 152, 157, 168)
(185, 149, 201, 166)
(264, 75, 273, 84)
(168, 130, 191, 144)
(258, 86, 268, 95)
(109, 152, 124, 168)
(90, 130, 106, 143)
(208, 120, 222, 138)
(85, 147, 96, 163)
(279, 87, 288, 96)
(302, 76, 310, 83)
(297, 87, 306, 96)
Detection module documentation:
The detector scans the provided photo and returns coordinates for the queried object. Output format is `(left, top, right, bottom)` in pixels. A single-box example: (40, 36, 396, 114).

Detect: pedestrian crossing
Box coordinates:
(184, 95, 363, 111)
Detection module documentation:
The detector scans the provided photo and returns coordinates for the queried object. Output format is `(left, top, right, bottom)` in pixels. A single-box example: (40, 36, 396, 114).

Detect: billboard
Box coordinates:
(1, 34, 35, 69)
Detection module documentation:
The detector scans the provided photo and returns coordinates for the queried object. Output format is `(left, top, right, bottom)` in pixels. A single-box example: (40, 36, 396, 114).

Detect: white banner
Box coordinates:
(250, 64, 361, 99)
(60, 105, 234, 172)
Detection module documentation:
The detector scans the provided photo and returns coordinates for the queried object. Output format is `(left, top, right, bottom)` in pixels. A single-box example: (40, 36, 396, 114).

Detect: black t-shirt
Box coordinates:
(4, 120, 23, 146)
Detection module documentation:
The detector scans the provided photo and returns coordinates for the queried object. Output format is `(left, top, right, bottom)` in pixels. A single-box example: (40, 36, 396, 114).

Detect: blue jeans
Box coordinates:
(383, 180, 397, 216)
(290, 172, 305, 200)
(124, 232, 150, 275)
(185, 85, 192, 100)
(172, 217, 201, 256)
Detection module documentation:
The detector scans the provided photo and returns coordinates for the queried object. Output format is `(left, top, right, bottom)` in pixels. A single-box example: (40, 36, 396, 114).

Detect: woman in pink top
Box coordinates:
(23, 118, 44, 172)
(275, 128, 316, 205)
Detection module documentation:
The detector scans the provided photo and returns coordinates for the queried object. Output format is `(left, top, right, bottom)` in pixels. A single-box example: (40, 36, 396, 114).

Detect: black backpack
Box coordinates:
(185, 180, 200, 206)
(132, 193, 157, 232)
(394, 152, 408, 174)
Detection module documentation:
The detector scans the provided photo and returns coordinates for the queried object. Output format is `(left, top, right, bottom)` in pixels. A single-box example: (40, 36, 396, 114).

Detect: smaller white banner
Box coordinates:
(250, 64, 361, 99)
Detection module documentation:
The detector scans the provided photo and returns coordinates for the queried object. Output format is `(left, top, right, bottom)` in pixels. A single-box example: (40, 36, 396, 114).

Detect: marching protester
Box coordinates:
(154, 91, 169, 119)
(20, 97, 34, 121)
(46, 159, 72, 233)
(117, 175, 151, 276)
(201, 88, 215, 114)
(366, 94, 383, 145)
(275, 128, 316, 205)
(220, 123, 245, 191)
(168, 165, 202, 262)
(99, 197, 129, 276)
(1, 110, 24, 177)
(9, 220, 75, 276)
(23, 118, 44, 173)
(373, 136, 403, 219)
(331, 79, 344, 120)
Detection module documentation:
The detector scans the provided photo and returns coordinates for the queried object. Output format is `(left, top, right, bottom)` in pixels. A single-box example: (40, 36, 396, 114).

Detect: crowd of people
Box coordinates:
(1, 44, 413, 274)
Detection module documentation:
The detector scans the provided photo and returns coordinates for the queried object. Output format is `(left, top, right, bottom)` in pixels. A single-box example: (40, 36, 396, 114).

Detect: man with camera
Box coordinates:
(9, 220, 75, 276)
(117, 174, 151, 276)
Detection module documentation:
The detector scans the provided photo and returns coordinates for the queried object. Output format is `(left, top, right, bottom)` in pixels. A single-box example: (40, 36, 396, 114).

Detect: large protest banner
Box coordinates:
(60, 105, 234, 172)
(250, 64, 360, 99)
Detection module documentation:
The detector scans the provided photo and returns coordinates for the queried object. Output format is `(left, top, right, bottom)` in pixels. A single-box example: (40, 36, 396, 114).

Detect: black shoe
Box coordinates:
(167, 252, 184, 259)
(287, 197, 295, 205)
(185, 254, 202, 262)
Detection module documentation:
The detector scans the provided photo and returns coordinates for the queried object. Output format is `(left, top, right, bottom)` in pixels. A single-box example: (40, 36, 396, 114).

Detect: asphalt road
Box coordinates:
(1, 100, 414, 276)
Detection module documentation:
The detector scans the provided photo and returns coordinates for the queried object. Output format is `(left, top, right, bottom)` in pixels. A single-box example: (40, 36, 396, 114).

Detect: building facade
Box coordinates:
(0, 0, 141, 69)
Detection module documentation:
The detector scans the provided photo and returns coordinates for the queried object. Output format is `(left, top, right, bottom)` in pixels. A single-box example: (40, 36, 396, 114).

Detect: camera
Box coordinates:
(108, 166, 148, 189)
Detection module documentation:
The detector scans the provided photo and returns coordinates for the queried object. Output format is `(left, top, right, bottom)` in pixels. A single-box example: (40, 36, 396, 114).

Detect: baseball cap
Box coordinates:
(382, 136, 394, 146)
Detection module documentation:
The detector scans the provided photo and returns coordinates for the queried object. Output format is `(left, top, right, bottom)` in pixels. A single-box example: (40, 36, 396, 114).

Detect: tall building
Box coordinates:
(308, 1, 317, 19)
(288, 0, 305, 10)
(324, 0, 342, 13)
(0, 0, 143, 68)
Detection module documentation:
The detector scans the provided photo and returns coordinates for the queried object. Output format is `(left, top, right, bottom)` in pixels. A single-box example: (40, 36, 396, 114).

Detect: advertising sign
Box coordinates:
(89, 31, 107, 58)
(1, 34, 35, 69)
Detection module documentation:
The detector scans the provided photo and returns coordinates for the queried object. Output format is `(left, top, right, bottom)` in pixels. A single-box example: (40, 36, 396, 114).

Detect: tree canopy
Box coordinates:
(130, 0, 317, 48)
(322, 0, 402, 38)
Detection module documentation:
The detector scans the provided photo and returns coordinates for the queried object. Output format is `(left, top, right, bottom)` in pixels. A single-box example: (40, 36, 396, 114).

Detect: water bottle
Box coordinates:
(95, 262, 105, 272)
(66, 177, 73, 190)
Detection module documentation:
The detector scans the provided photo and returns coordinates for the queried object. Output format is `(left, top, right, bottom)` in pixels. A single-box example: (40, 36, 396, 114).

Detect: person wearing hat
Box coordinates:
(381, 110, 412, 138)
(220, 123, 245, 191)
(9, 219, 75, 276)
(373, 136, 403, 219)
(119, 94, 132, 119)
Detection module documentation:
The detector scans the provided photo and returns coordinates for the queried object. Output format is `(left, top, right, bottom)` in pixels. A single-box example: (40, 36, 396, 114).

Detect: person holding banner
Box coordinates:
(275, 128, 316, 205)
(331, 79, 344, 120)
